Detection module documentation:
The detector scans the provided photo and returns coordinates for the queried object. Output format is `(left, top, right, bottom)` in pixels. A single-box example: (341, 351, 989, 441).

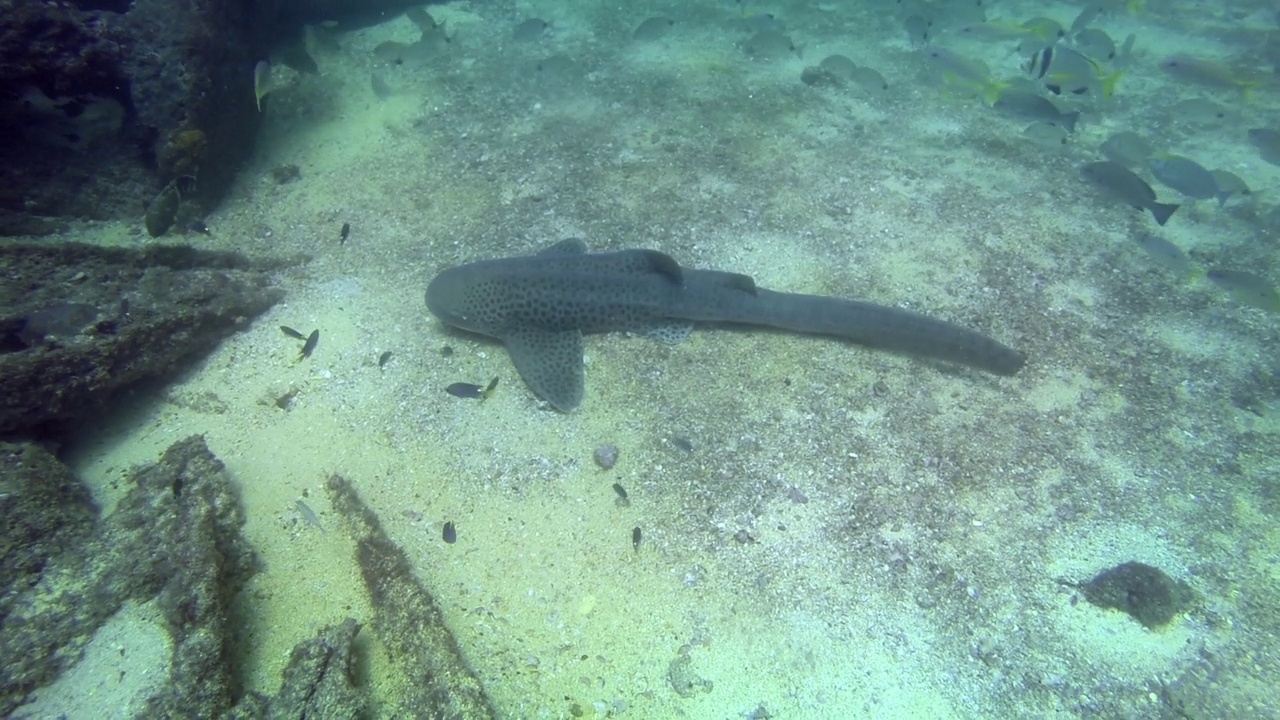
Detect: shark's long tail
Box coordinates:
(744, 289, 1026, 375)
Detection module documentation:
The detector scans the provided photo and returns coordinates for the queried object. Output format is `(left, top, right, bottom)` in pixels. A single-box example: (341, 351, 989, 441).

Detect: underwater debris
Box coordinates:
(666, 646, 712, 697)
(325, 473, 496, 716)
(593, 444, 619, 470)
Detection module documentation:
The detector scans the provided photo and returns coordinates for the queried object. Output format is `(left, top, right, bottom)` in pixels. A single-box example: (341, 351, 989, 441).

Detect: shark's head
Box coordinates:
(426, 265, 487, 333)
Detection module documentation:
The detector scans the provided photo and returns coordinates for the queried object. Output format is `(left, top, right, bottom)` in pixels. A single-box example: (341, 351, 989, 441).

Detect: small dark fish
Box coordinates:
(378, 350, 393, 367)
(849, 67, 889, 93)
(1100, 131, 1153, 169)
(671, 436, 694, 453)
(514, 18, 549, 41)
(450, 381, 488, 397)
(1079, 161, 1179, 226)
(1208, 170, 1249, 206)
(1134, 233, 1196, 278)
(631, 526, 642, 551)
(187, 220, 210, 234)
(300, 329, 319, 360)
(741, 29, 799, 61)
(445, 381, 481, 397)
(446, 376, 499, 399)
(340, 222, 350, 244)
(819, 54, 858, 80)
(612, 482, 630, 507)
(1148, 155, 1219, 200)
(371, 72, 393, 100)
(296, 500, 324, 533)
(992, 88, 1079, 132)
(1248, 128, 1280, 166)
(405, 7, 438, 31)
(19, 302, 99, 345)
(633, 17, 675, 41)
(442, 520, 457, 543)
(1206, 270, 1280, 312)
(281, 325, 306, 340)
(904, 14, 931, 46)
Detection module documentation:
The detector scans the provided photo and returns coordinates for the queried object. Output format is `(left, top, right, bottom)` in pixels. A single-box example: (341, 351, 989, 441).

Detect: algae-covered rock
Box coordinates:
(326, 473, 498, 718)
(0, 242, 297, 436)
(0, 436, 255, 717)
(1078, 561, 1196, 629)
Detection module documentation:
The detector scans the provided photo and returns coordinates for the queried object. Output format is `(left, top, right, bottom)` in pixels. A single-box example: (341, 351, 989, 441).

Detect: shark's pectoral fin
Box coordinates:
(502, 327, 585, 411)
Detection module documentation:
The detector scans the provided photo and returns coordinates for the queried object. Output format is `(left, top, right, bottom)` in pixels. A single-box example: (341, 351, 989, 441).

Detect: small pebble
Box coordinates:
(593, 444, 619, 470)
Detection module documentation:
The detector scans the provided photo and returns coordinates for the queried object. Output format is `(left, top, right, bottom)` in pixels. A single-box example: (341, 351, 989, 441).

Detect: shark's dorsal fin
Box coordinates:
(541, 238, 588, 255)
(635, 249, 683, 284)
(725, 272, 757, 295)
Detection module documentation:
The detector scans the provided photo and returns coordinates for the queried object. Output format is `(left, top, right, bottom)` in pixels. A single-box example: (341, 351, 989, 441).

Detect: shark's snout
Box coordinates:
(425, 268, 469, 328)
